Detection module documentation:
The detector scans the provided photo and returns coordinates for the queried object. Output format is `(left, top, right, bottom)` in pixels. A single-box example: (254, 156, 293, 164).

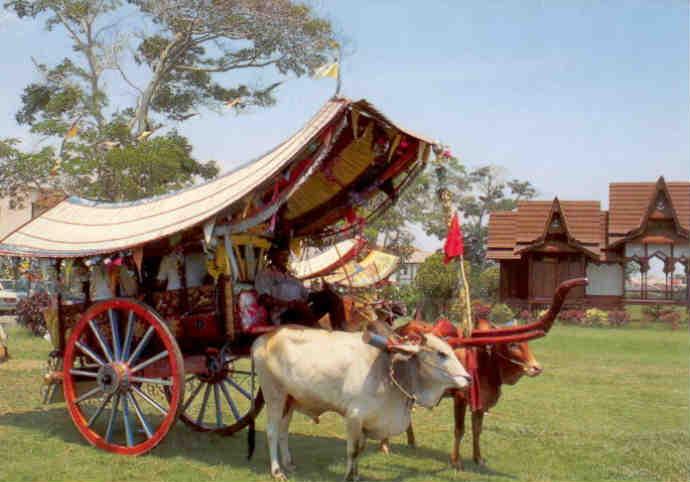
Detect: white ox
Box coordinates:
(250, 325, 471, 481)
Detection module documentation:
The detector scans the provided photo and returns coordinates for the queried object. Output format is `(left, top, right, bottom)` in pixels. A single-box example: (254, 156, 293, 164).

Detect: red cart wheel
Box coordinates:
(172, 348, 264, 434)
(63, 298, 184, 455)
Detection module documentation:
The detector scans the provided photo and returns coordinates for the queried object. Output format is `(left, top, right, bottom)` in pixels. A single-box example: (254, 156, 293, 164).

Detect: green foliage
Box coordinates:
(476, 264, 500, 302)
(414, 253, 466, 320)
(378, 283, 419, 314)
(489, 303, 515, 324)
(2, 0, 336, 202)
(415, 253, 460, 301)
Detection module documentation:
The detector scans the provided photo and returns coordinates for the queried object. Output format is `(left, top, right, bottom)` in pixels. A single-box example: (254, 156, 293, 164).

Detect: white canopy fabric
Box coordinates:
(324, 250, 399, 288)
(0, 100, 346, 258)
(0, 97, 434, 258)
(292, 238, 364, 280)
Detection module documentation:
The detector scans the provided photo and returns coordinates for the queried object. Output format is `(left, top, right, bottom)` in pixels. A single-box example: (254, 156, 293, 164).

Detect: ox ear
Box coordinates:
(388, 333, 424, 356)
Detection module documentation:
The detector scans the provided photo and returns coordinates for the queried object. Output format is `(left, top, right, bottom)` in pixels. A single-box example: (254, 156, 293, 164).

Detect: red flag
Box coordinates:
(444, 213, 464, 264)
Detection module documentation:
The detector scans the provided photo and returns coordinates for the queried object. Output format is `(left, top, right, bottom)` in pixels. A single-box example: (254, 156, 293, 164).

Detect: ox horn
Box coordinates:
(362, 332, 422, 355)
(538, 277, 588, 333)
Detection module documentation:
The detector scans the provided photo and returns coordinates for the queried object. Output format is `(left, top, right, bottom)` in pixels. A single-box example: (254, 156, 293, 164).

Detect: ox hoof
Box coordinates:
(272, 469, 288, 481)
(473, 457, 487, 467)
(451, 459, 464, 471)
(283, 462, 297, 473)
(344, 473, 360, 482)
(379, 443, 390, 455)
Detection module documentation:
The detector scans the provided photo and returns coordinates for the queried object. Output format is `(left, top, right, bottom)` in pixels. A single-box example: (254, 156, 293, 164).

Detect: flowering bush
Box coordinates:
(558, 309, 586, 325)
(16, 292, 51, 337)
(489, 303, 515, 324)
(659, 309, 681, 330)
(472, 301, 491, 322)
(607, 309, 631, 327)
(516, 309, 535, 323)
(584, 308, 609, 327)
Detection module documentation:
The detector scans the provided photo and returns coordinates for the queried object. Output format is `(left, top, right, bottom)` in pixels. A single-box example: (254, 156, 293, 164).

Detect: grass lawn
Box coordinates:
(1, 324, 688, 482)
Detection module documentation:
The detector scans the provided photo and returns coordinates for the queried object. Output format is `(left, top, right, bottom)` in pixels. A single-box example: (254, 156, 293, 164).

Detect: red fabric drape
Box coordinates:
(465, 347, 482, 411)
(443, 213, 464, 264)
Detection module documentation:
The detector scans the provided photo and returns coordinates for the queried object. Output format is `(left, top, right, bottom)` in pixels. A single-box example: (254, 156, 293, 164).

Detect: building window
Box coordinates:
(624, 253, 688, 301)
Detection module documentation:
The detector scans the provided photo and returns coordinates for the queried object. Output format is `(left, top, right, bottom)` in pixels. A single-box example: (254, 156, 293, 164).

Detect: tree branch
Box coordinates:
(174, 57, 279, 72)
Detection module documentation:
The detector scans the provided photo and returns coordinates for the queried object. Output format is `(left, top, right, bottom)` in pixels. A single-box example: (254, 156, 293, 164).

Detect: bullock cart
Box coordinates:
(292, 237, 404, 328)
(0, 97, 437, 455)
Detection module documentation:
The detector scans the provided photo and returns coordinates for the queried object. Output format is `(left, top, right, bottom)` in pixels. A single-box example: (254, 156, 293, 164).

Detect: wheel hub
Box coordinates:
(97, 363, 129, 394)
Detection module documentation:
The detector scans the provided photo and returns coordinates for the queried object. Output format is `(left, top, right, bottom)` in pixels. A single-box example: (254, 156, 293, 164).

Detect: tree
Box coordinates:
(364, 172, 432, 261)
(435, 165, 537, 268)
(414, 253, 461, 321)
(2, 0, 337, 201)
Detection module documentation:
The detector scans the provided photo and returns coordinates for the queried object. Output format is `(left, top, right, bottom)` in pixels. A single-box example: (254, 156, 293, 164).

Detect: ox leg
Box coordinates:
(379, 438, 390, 455)
(265, 393, 288, 481)
(406, 423, 416, 447)
(279, 407, 296, 472)
(451, 395, 467, 471)
(344, 418, 364, 481)
(472, 410, 486, 467)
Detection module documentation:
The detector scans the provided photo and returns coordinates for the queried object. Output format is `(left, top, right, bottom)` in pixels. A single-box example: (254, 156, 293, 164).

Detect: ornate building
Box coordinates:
(487, 177, 689, 308)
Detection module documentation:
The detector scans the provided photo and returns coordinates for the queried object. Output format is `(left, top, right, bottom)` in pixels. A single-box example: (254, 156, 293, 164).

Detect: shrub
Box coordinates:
(489, 303, 515, 325)
(472, 300, 491, 321)
(607, 309, 630, 327)
(516, 309, 535, 323)
(584, 308, 609, 327)
(16, 292, 51, 337)
(660, 309, 681, 330)
(559, 309, 586, 325)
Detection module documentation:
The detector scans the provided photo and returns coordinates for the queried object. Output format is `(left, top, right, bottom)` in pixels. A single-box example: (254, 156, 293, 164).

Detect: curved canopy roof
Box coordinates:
(0, 98, 433, 258)
(292, 237, 366, 280)
(323, 250, 399, 288)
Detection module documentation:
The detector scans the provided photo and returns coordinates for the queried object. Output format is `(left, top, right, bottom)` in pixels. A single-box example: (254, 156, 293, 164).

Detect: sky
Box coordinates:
(0, 1, 688, 250)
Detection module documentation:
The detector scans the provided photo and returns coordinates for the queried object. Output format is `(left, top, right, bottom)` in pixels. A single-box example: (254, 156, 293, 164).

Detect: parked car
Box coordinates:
(0, 282, 19, 314)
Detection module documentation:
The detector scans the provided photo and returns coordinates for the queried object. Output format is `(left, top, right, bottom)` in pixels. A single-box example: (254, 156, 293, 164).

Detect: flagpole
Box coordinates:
(335, 46, 342, 97)
(459, 252, 472, 336)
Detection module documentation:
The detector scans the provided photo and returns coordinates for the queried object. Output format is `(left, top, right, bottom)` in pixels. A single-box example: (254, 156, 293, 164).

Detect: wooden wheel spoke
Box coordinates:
(69, 369, 99, 378)
(75, 341, 106, 367)
(128, 392, 154, 439)
(121, 311, 136, 362)
(87, 393, 113, 427)
(226, 377, 252, 400)
(88, 320, 114, 363)
(196, 384, 212, 425)
(105, 394, 121, 443)
(108, 309, 122, 361)
(130, 376, 172, 386)
(181, 380, 205, 413)
(127, 326, 155, 366)
(131, 385, 167, 416)
(122, 393, 135, 447)
(75, 386, 103, 404)
(220, 380, 241, 421)
(213, 384, 223, 428)
(64, 299, 183, 455)
(130, 350, 169, 374)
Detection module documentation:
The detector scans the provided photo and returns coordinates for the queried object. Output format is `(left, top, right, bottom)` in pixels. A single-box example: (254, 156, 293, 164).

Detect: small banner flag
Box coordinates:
(225, 97, 243, 109)
(65, 120, 79, 138)
(313, 61, 339, 79)
(443, 212, 464, 264)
